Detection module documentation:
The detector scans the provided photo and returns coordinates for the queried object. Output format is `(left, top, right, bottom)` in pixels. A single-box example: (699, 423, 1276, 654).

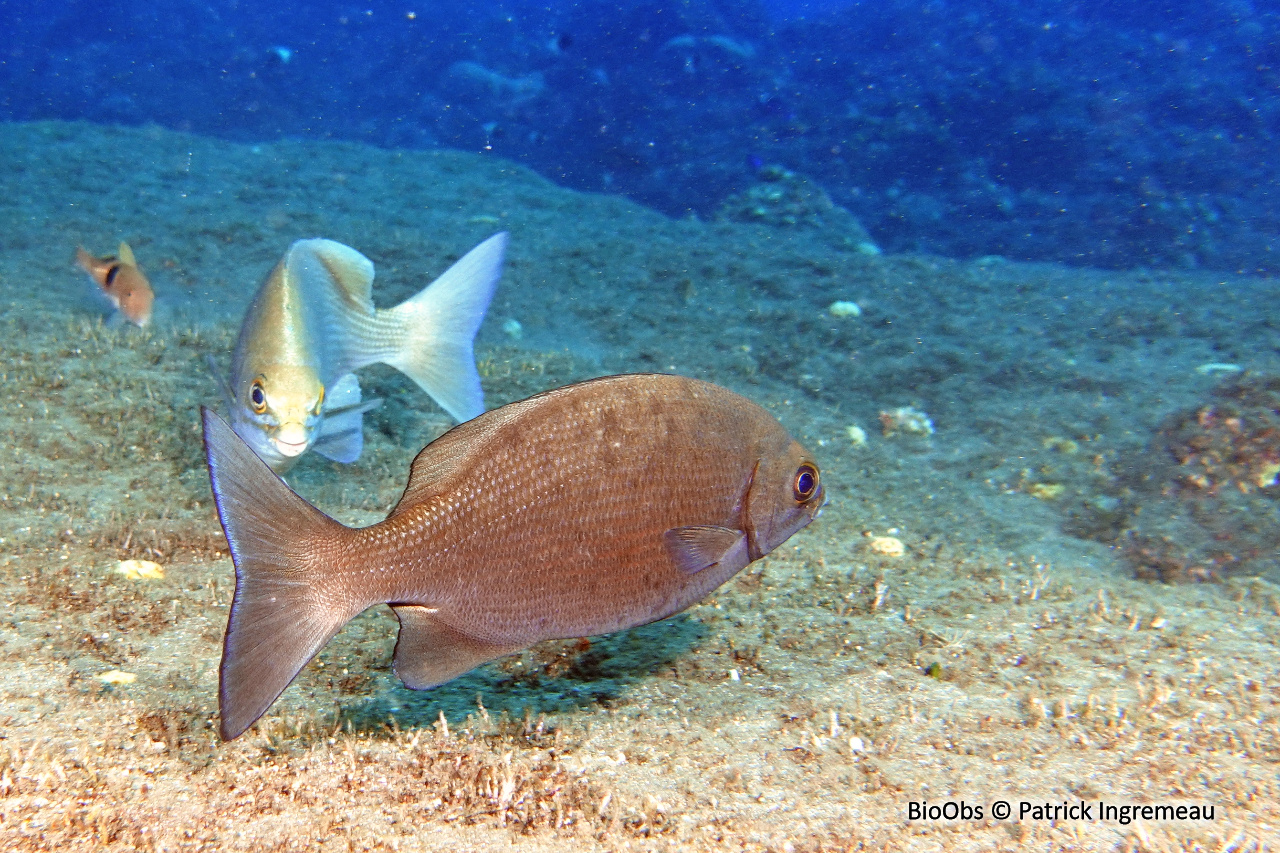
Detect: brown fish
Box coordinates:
(202, 374, 824, 740)
(75, 242, 154, 327)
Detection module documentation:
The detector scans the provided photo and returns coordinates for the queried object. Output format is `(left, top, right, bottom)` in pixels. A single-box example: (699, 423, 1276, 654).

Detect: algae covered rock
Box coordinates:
(1069, 374, 1280, 583)
(715, 165, 879, 254)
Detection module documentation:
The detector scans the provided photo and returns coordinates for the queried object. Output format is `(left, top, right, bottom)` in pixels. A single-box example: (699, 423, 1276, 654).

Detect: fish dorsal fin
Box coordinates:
(391, 605, 522, 689)
(387, 377, 652, 516)
(117, 242, 137, 267)
(663, 525, 750, 575)
(388, 395, 538, 516)
(294, 239, 375, 309)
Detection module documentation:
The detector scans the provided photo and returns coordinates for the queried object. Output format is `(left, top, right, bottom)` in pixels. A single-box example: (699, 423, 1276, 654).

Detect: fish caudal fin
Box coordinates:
(74, 247, 96, 275)
(201, 407, 354, 741)
(382, 232, 506, 422)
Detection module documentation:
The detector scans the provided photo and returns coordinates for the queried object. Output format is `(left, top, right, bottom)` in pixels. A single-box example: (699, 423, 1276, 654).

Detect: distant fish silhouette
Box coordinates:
(202, 374, 824, 740)
(225, 234, 506, 472)
(76, 242, 154, 327)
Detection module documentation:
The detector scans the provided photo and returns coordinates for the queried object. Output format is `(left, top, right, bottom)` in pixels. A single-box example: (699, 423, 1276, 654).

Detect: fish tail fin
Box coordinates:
(201, 407, 356, 741)
(381, 232, 506, 422)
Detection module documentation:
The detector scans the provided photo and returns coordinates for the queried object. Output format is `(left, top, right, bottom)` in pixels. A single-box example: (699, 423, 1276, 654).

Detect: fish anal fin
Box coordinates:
(117, 242, 137, 267)
(663, 525, 750, 575)
(391, 605, 521, 689)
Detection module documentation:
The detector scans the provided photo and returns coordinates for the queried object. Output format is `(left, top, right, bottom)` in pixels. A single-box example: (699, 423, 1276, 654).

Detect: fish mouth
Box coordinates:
(273, 423, 310, 457)
(273, 437, 309, 457)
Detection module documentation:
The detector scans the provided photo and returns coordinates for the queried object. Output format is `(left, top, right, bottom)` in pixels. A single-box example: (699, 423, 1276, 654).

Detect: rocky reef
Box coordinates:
(1070, 375, 1280, 583)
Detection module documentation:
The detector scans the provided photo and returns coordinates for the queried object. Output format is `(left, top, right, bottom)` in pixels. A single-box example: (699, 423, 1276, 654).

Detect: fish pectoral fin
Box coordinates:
(663, 525, 751, 575)
(391, 605, 521, 689)
(117, 242, 137, 267)
(204, 353, 236, 413)
(311, 429, 363, 464)
(323, 373, 364, 411)
(311, 376, 383, 464)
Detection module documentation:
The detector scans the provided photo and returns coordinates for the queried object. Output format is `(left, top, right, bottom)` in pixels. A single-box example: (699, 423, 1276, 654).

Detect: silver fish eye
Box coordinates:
(249, 377, 268, 414)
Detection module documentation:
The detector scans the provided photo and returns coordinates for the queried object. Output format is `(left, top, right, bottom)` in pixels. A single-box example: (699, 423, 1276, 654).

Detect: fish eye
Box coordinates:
(249, 378, 267, 415)
(793, 463, 819, 502)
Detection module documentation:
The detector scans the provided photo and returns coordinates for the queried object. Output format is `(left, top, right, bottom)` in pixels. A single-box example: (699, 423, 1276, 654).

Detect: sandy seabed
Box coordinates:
(0, 121, 1276, 851)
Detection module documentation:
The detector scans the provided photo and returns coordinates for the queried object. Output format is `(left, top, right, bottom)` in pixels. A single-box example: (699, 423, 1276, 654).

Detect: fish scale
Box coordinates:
(203, 373, 823, 740)
(403, 403, 751, 631)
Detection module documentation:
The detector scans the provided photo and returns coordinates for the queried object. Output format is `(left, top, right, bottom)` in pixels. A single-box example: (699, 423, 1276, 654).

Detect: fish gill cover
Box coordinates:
(0, 0, 1277, 272)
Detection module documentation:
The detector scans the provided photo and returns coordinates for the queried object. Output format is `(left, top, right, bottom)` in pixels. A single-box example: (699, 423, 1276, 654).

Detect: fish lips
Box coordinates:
(274, 439, 309, 457)
(273, 423, 311, 458)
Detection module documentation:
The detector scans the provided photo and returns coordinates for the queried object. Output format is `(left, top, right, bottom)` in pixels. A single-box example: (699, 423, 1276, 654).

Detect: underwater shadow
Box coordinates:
(339, 613, 709, 735)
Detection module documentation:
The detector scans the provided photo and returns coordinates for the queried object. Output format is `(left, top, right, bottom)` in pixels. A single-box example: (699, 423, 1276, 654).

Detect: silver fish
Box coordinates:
(227, 233, 506, 471)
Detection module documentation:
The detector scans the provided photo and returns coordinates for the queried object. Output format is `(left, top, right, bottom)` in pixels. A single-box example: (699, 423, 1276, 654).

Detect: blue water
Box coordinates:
(2, 5, 1279, 845)
(2, 0, 1276, 272)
